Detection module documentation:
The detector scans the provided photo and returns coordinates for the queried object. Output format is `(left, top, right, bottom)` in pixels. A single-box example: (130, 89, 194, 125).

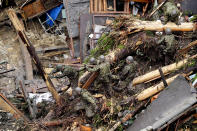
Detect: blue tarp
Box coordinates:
(46, 4, 63, 27)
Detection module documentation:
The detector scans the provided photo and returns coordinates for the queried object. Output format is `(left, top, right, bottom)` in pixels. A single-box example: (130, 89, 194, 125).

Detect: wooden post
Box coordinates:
(94, 0, 98, 12)
(113, 0, 116, 11)
(90, 0, 93, 13)
(103, 0, 107, 12)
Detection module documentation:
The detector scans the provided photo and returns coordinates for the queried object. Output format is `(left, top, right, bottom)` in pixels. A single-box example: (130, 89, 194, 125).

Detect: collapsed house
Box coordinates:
(0, 0, 196, 130)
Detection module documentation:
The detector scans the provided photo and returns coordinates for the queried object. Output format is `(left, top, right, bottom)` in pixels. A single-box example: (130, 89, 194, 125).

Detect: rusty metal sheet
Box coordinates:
(127, 76, 197, 131)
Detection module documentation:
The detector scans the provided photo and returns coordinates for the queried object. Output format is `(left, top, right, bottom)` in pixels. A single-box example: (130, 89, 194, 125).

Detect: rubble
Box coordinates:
(0, 0, 196, 131)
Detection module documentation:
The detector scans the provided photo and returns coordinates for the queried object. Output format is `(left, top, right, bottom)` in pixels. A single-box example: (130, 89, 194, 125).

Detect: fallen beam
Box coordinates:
(132, 54, 197, 86)
(7, 9, 62, 106)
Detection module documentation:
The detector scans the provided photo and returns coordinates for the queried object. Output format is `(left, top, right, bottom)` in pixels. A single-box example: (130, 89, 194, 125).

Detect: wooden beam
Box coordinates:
(7, 9, 62, 106)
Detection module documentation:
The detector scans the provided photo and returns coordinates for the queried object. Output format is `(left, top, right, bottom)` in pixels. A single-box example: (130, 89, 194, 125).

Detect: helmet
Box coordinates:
(56, 64, 63, 71)
(165, 28, 172, 35)
(89, 57, 97, 65)
(75, 87, 82, 94)
(99, 55, 105, 63)
(126, 56, 134, 64)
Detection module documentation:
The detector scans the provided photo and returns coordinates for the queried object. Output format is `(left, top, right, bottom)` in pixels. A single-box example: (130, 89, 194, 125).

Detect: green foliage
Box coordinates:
(145, 31, 154, 36)
(93, 114, 103, 127)
(116, 124, 124, 131)
(84, 33, 115, 63)
(117, 44, 125, 49)
(188, 59, 196, 67)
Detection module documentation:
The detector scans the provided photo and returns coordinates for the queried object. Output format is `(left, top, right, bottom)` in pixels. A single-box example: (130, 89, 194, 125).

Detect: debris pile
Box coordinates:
(0, 0, 196, 131)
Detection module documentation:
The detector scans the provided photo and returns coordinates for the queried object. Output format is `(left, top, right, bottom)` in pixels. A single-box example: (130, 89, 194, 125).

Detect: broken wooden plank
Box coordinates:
(132, 54, 197, 86)
(0, 93, 29, 122)
(7, 9, 62, 106)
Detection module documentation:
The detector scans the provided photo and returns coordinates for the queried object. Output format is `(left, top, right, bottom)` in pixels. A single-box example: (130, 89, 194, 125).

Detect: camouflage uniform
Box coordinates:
(162, 2, 180, 25)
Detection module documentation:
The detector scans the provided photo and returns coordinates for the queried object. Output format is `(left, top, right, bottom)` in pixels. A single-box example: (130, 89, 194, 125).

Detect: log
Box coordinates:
(106, 19, 197, 35)
(78, 71, 92, 87)
(105, 47, 133, 63)
(136, 75, 179, 101)
(132, 54, 197, 86)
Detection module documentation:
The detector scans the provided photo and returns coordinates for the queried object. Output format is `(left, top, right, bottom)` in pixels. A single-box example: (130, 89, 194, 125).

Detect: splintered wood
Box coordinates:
(7, 9, 62, 106)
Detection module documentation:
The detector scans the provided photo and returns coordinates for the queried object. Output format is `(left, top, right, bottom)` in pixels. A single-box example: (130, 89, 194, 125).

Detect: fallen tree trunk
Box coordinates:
(136, 75, 179, 101)
(119, 20, 196, 36)
(132, 54, 197, 86)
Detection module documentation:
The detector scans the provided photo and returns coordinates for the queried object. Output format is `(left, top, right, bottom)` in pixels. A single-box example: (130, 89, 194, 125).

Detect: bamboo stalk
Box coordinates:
(136, 75, 179, 101)
(132, 54, 197, 86)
